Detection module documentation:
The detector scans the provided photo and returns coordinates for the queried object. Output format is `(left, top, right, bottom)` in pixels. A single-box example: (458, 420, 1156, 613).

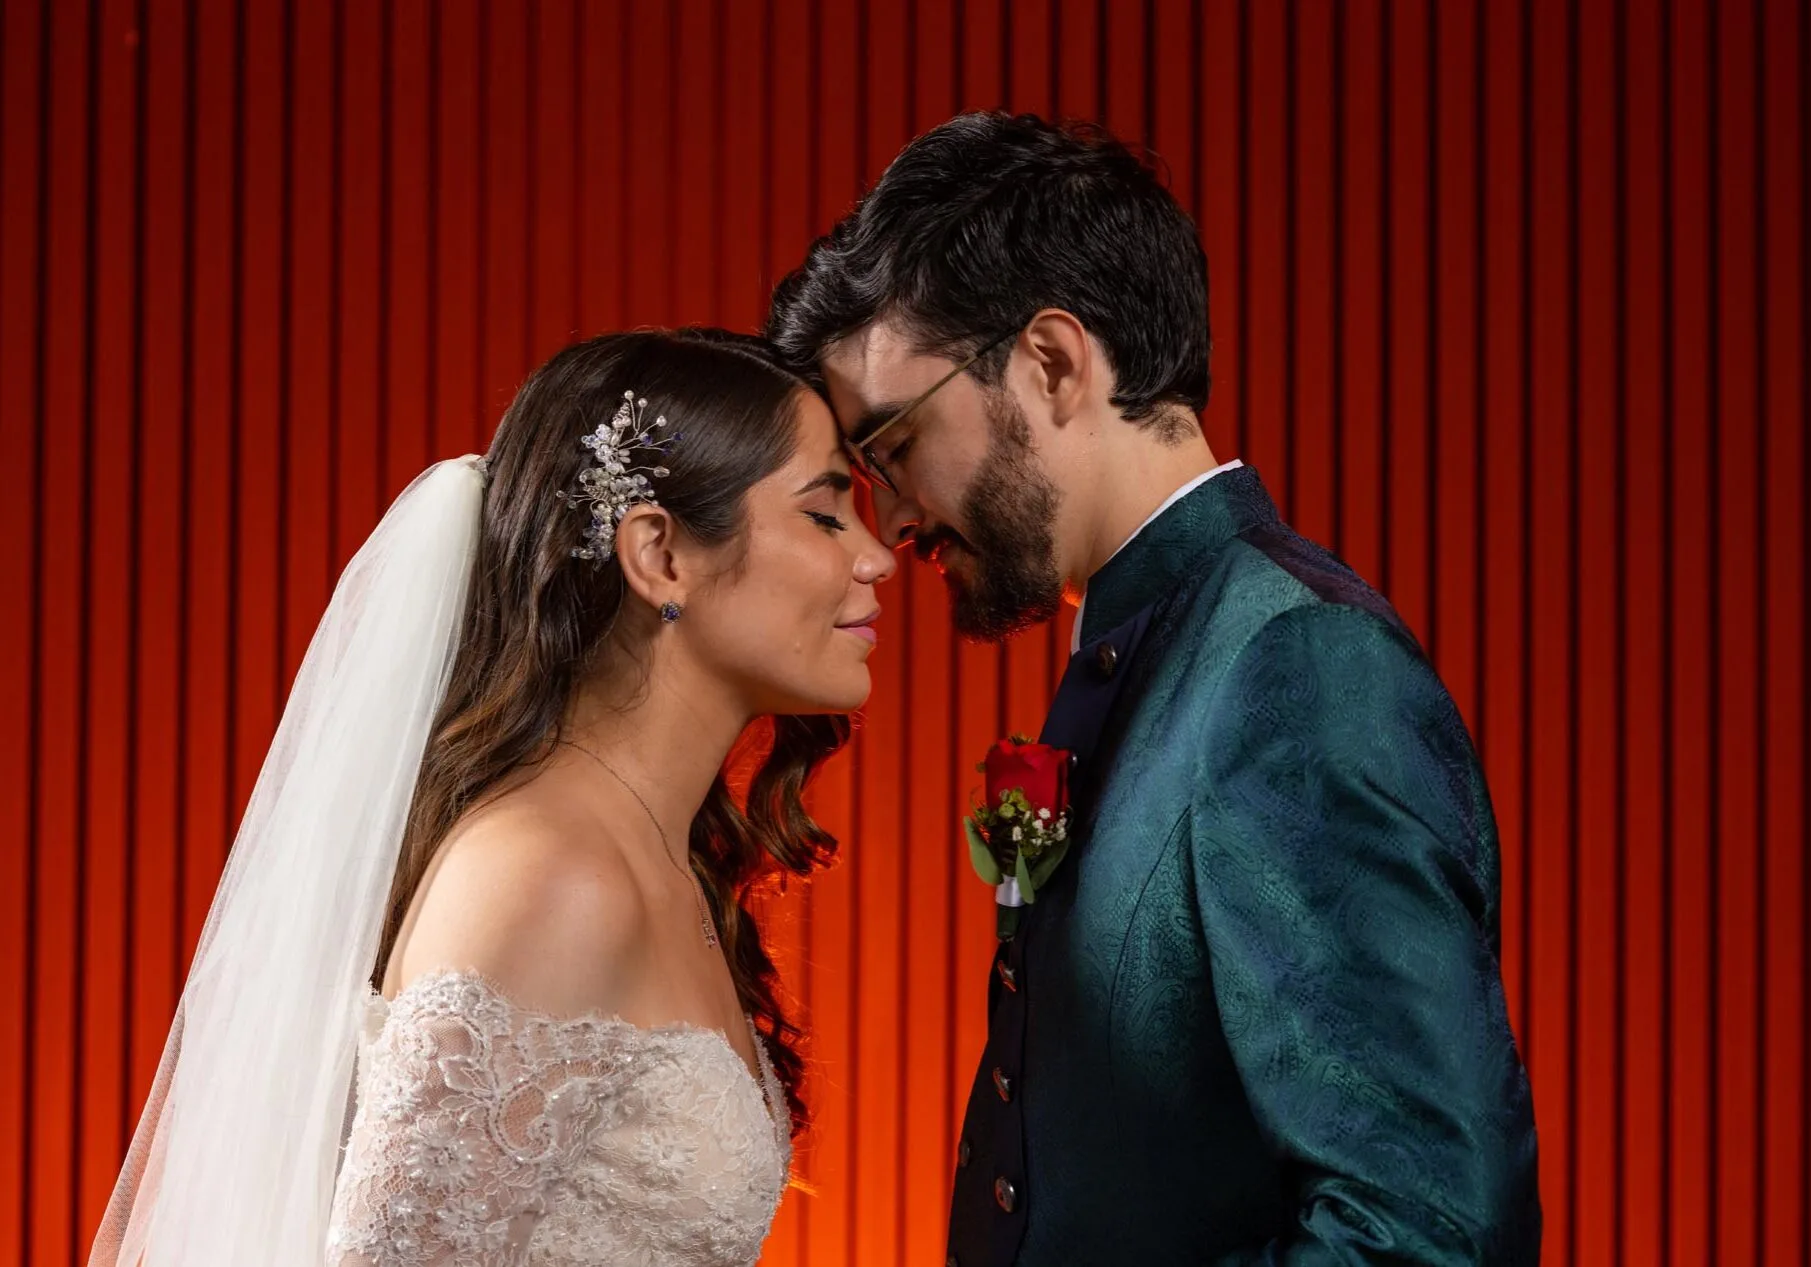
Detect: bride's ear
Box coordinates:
(613, 504, 688, 612)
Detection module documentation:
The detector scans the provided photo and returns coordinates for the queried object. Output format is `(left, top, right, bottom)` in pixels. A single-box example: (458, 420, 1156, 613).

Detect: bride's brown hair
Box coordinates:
(373, 328, 845, 1137)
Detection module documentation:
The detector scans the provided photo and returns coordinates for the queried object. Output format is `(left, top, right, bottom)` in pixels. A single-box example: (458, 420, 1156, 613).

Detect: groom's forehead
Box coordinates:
(820, 321, 935, 434)
(822, 321, 919, 388)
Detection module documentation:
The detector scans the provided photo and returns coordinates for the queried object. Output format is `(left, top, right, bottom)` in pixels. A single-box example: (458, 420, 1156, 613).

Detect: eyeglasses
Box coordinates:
(844, 328, 1019, 494)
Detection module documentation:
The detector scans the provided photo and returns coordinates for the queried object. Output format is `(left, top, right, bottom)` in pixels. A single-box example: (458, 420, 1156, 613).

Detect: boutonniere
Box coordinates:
(963, 736, 1074, 938)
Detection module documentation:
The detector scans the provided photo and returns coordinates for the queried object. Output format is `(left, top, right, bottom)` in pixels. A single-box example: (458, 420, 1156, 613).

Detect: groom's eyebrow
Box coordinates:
(849, 403, 910, 444)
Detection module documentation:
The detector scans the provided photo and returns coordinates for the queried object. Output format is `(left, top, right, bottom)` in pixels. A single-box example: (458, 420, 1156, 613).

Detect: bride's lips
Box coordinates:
(837, 610, 882, 645)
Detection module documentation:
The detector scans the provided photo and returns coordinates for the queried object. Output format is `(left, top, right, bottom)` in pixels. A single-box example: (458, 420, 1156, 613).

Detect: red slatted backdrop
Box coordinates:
(1, 1, 1807, 1264)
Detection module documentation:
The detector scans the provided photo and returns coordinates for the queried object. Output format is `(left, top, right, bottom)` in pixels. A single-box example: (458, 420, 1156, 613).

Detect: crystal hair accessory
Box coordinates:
(555, 389, 676, 563)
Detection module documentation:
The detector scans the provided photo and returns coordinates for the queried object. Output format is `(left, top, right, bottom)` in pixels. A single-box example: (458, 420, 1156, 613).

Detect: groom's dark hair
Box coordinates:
(765, 111, 1210, 423)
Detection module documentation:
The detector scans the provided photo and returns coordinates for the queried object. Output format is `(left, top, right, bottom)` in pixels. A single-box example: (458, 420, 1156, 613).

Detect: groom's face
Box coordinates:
(818, 321, 1064, 641)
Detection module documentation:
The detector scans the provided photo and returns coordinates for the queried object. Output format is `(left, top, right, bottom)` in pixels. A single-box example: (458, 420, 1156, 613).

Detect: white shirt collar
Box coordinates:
(1070, 460, 1244, 654)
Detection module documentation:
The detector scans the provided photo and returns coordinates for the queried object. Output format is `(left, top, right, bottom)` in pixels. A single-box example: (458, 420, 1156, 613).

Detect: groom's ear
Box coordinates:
(1019, 309, 1095, 428)
(613, 504, 689, 611)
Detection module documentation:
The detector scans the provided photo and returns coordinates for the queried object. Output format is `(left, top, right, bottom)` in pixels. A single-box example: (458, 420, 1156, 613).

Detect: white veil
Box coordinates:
(89, 456, 488, 1267)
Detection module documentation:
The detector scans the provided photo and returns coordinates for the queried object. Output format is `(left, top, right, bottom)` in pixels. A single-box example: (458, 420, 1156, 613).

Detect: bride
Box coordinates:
(88, 328, 896, 1266)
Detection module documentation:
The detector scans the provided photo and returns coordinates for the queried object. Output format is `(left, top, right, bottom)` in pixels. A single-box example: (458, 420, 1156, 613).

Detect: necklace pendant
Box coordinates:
(692, 875, 720, 949)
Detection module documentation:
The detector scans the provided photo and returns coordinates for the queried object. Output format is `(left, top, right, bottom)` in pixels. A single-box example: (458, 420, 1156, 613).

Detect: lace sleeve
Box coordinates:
(326, 973, 634, 1267)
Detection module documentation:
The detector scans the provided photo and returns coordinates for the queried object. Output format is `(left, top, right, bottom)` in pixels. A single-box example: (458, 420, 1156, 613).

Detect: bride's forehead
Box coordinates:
(745, 401, 844, 490)
(788, 391, 840, 438)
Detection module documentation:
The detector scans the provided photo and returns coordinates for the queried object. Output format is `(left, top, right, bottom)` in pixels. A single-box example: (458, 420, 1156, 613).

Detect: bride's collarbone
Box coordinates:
(614, 877, 759, 1071)
(399, 793, 762, 1078)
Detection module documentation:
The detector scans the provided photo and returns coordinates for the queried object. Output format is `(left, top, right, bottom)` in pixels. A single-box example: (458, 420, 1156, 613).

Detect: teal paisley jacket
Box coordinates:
(947, 467, 1540, 1266)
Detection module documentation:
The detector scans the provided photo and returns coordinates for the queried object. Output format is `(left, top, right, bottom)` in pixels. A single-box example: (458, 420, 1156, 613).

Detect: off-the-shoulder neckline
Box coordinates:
(372, 967, 783, 1125)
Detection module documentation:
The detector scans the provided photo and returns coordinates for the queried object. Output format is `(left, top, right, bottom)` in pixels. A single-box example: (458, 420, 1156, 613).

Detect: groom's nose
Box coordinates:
(872, 483, 921, 549)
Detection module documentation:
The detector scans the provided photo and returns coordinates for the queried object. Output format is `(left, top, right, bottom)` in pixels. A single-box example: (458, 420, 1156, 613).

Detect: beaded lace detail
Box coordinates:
(327, 970, 791, 1266)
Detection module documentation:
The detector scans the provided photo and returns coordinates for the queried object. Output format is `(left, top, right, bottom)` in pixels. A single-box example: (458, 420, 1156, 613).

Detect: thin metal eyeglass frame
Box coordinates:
(844, 327, 1018, 492)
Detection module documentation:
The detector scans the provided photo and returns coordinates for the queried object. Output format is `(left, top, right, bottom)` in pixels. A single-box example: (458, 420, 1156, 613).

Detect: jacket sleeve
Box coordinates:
(1191, 603, 1540, 1265)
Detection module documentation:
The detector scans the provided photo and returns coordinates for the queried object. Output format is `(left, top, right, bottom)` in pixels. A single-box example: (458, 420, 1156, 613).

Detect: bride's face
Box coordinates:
(685, 392, 896, 715)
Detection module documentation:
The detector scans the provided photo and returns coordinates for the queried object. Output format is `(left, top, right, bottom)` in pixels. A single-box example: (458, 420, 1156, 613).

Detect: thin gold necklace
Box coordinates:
(560, 741, 720, 949)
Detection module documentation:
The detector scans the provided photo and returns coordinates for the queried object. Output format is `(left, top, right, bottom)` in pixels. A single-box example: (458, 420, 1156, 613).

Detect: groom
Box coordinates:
(768, 113, 1540, 1265)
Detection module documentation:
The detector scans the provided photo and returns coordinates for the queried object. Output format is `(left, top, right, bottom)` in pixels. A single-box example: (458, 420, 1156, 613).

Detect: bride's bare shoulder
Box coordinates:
(389, 784, 648, 1018)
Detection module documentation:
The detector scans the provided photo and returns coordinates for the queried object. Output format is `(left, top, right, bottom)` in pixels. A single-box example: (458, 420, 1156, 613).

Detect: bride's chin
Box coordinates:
(768, 668, 870, 717)
(822, 667, 872, 714)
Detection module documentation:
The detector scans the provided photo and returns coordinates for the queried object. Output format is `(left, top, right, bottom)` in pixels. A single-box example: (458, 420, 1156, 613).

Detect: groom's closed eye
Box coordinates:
(850, 406, 906, 444)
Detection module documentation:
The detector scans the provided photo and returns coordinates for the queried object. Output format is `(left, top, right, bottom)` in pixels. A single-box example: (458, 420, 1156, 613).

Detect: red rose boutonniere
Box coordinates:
(963, 736, 1074, 938)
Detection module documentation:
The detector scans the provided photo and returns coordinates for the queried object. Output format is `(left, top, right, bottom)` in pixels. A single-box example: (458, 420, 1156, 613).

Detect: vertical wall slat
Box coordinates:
(529, 0, 577, 354)
(1289, 2, 1334, 553)
(1241, 0, 1286, 512)
(232, 0, 284, 825)
(1198, 0, 1242, 464)
(284, 0, 334, 686)
(31, 1, 98, 1258)
(1666, 2, 1716, 1262)
(382, 0, 432, 490)
(1480, 0, 1531, 1061)
(335, 0, 384, 549)
(1618, 2, 1668, 1258)
(1712, 5, 1766, 1263)
(1335, 0, 1383, 585)
(1574, 0, 1623, 1260)
(1758, 4, 1809, 1261)
(480, 0, 530, 425)
(670, 0, 719, 333)
(77, 0, 141, 1238)
(0, 0, 49, 1254)
(1431, 0, 1481, 727)
(128, 0, 186, 1157)
(432, 1, 479, 459)
(574, 1, 623, 336)
(1526, 2, 1579, 1251)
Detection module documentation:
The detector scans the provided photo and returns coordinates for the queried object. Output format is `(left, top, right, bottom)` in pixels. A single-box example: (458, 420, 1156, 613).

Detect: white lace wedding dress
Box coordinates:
(326, 969, 793, 1266)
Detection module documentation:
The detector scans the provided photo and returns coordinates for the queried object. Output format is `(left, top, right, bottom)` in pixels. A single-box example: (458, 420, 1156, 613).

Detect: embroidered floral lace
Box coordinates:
(327, 970, 791, 1266)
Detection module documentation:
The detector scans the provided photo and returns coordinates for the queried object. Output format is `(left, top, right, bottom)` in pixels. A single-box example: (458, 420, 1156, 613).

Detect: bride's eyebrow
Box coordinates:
(794, 470, 855, 496)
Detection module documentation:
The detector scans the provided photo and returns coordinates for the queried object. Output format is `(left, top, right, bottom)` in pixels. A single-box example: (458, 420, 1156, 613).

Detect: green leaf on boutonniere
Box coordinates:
(1013, 848, 1037, 904)
(965, 817, 1002, 885)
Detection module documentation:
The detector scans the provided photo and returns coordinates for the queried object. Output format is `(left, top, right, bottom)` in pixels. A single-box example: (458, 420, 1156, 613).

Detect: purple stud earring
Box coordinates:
(659, 601, 683, 624)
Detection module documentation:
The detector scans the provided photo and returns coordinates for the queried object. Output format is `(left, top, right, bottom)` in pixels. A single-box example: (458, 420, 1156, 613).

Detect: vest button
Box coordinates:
(993, 1067, 1013, 1102)
(997, 959, 1018, 992)
(1094, 641, 1119, 678)
(957, 1137, 972, 1168)
(994, 1177, 1017, 1213)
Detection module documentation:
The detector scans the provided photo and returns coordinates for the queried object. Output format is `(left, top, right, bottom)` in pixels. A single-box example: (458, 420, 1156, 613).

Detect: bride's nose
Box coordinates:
(852, 527, 897, 586)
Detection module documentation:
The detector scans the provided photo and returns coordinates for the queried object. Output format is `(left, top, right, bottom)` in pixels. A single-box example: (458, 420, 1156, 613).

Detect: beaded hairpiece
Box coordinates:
(556, 390, 676, 563)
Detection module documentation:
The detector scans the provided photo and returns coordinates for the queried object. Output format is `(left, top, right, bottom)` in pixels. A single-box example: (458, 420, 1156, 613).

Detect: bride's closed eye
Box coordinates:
(806, 511, 849, 533)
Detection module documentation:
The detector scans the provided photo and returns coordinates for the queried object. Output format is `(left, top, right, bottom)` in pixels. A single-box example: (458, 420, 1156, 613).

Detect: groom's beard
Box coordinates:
(919, 393, 1064, 643)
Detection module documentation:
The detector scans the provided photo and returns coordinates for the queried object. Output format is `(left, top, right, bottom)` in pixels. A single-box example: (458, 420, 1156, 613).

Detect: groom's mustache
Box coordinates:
(913, 527, 968, 566)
